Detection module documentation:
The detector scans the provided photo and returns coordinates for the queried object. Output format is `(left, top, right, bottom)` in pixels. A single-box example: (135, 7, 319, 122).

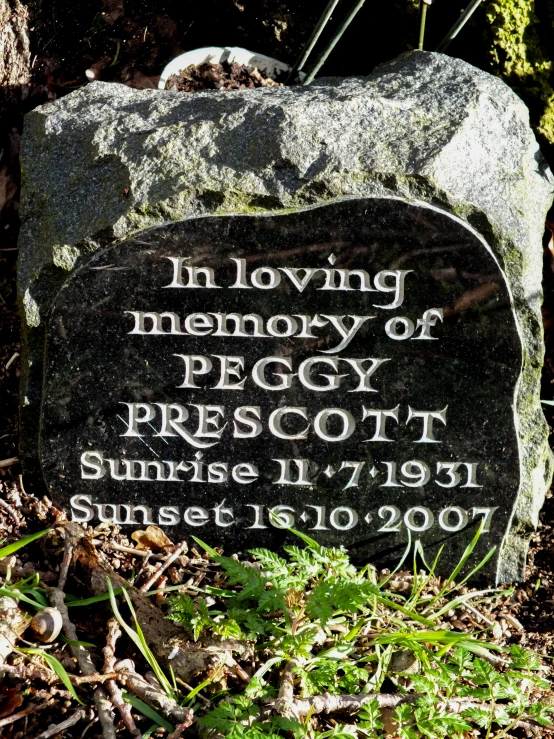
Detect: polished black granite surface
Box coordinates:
(40, 198, 521, 574)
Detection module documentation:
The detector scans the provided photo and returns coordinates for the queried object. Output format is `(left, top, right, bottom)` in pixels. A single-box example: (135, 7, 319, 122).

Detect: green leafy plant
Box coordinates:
(163, 533, 552, 738)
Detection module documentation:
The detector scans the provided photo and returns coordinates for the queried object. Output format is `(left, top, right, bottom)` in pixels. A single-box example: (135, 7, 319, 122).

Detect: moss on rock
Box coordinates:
(486, 0, 554, 155)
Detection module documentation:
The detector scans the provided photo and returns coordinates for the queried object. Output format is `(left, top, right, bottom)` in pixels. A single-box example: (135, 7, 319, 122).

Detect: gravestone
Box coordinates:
(18, 51, 554, 582)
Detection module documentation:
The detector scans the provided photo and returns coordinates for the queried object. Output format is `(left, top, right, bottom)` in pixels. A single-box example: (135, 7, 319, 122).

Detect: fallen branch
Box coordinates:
(73, 672, 120, 684)
(103, 618, 141, 738)
(57, 530, 74, 591)
(49, 588, 117, 739)
(167, 715, 195, 739)
(0, 661, 117, 685)
(274, 659, 299, 717)
(0, 457, 19, 469)
(32, 709, 86, 739)
(0, 703, 46, 729)
(115, 660, 191, 724)
(267, 692, 550, 731)
(267, 692, 418, 719)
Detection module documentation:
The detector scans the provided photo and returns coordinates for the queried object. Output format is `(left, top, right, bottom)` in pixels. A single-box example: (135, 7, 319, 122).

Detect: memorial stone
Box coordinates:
(18, 51, 554, 582)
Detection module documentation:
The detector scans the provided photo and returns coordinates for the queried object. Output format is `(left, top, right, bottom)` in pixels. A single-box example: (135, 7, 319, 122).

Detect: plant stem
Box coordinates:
(286, 0, 342, 83)
(418, 0, 432, 51)
(436, 0, 483, 53)
(302, 0, 367, 85)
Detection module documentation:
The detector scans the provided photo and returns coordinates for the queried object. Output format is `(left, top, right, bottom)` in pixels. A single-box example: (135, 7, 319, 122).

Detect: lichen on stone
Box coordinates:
(53, 244, 80, 271)
(23, 288, 40, 327)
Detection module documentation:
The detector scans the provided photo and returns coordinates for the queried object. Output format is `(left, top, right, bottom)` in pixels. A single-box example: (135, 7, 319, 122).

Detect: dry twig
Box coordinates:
(267, 692, 549, 731)
(139, 541, 188, 593)
(57, 530, 74, 591)
(32, 709, 86, 739)
(115, 660, 191, 724)
(0, 703, 46, 729)
(103, 618, 141, 738)
(0, 496, 20, 523)
(0, 457, 19, 468)
(274, 658, 299, 717)
(167, 715, 195, 739)
(0, 661, 118, 685)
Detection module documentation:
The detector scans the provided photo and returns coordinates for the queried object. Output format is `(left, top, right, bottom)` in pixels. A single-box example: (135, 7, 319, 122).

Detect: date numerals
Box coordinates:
(378, 505, 497, 533)
(380, 461, 480, 488)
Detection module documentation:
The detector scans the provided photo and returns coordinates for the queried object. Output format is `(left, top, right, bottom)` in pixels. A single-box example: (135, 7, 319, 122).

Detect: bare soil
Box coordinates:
(165, 61, 283, 91)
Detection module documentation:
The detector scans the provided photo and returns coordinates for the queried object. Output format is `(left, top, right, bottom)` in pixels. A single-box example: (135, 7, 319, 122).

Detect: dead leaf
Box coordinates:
(0, 165, 17, 213)
(0, 687, 23, 719)
(131, 525, 173, 551)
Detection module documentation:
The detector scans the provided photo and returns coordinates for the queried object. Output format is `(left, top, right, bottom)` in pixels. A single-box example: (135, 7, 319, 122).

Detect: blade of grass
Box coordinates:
(375, 593, 435, 627)
(430, 523, 485, 602)
(425, 589, 500, 620)
(455, 547, 497, 589)
(122, 692, 174, 733)
(21, 587, 49, 607)
(0, 586, 48, 610)
(191, 536, 220, 558)
(9, 572, 40, 588)
(120, 588, 176, 699)
(363, 643, 393, 692)
(66, 589, 123, 607)
(378, 531, 413, 589)
(373, 629, 503, 652)
(106, 579, 176, 699)
(141, 724, 159, 739)
(61, 637, 97, 648)
(19, 648, 84, 704)
(0, 529, 51, 560)
(407, 540, 443, 607)
(288, 527, 322, 550)
(249, 656, 284, 681)
(185, 664, 225, 701)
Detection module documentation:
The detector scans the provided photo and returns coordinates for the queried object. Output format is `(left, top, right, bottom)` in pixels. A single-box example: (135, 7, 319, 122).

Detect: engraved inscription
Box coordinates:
(40, 199, 522, 572)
